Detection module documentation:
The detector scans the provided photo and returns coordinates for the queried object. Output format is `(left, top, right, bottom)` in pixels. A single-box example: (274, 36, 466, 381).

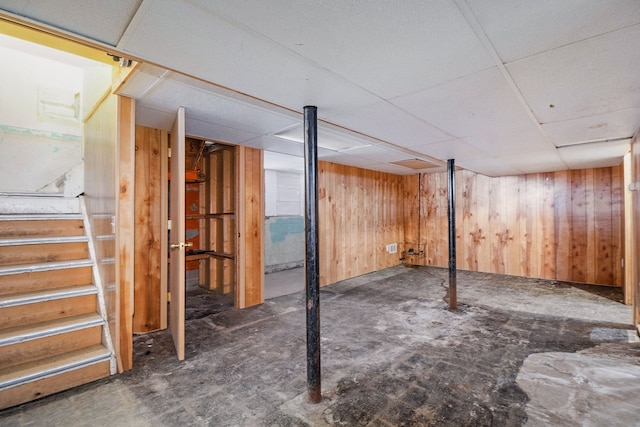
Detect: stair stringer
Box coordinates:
(79, 196, 117, 375)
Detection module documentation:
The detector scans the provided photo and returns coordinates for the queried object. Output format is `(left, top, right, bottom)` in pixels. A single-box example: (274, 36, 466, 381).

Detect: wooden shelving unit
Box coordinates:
(185, 139, 236, 295)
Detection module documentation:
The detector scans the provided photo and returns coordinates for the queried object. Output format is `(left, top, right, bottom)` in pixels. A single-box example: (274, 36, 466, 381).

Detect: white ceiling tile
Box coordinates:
(0, 0, 142, 45)
(468, 0, 640, 63)
(138, 79, 299, 136)
(367, 162, 417, 176)
(558, 139, 630, 169)
(242, 135, 335, 158)
(327, 101, 453, 147)
(194, 0, 494, 99)
(339, 146, 413, 163)
(542, 108, 640, 146)
(185, 117, 259, 144)
(117, 0, 379, 117)
(462, 125, 556, 157)
(318, 153, 378, 169)
(405, 139, 489, 162)
(115, 70, 160, 99)
(456, 157, 522, 177)
(135, 105, 175, 130)
(507, 25, 640, 123)
(495, 151, 567, 175)
(392, 67, 533, 139)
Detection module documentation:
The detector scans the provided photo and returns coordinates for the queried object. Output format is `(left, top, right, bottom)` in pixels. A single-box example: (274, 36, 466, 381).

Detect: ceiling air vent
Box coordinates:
(391, 159, 440, 170)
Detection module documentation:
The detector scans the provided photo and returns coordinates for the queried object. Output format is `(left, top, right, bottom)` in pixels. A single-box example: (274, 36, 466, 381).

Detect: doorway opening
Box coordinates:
(180, 137, 237, 320)
(263, 151, 305, 299)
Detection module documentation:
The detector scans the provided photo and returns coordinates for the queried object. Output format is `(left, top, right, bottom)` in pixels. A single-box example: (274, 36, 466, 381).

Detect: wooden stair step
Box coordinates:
(0, 285, 98, 329)
(0, 285, 97, 308)
(0, 239, 89, 267)
(0, 345, 110, 389)
(0, 236, 89, 246)
(0, 313, 104, 370)
(0, 313, 103, 347)
(0, 345, 111, 409)
(0, 259, 93, 276)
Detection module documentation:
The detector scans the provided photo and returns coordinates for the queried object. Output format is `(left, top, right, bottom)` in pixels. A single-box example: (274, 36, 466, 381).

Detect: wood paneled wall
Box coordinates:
(133, 126, 167, 333)
(115, 97, 135, 371)
(403, 167, 624, 287)
(318, 162, 404, 286)
(236, 146, 264, 308)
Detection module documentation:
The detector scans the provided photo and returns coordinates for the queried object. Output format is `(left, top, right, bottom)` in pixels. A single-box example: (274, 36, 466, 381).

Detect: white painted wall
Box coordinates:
(264, 168, 305, 272)
(265, 169, 304, 216)
(0, 37, 111, 195)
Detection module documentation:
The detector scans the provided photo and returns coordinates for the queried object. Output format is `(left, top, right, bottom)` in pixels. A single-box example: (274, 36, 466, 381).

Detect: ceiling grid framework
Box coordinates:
(1, 0, 639, 175)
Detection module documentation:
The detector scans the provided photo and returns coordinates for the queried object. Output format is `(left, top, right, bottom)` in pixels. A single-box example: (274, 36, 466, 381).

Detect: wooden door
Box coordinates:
(169, 107, 186, 360)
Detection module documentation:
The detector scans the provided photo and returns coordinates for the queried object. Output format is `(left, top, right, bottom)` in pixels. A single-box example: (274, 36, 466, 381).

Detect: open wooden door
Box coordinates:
(169, 107, 186, 360)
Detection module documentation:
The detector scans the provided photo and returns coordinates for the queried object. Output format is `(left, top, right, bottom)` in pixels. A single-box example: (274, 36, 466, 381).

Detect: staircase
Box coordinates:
(0, 200, 114, 409)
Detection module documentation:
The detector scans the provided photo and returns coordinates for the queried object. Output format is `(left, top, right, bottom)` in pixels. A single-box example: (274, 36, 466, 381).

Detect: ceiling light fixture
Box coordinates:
(273, 125, 371, 152)
(556, 136, 632, 149)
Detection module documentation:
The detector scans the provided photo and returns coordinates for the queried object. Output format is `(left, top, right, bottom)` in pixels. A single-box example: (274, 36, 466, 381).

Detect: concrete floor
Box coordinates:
(265, 267, 304, 300)
(1, 265, 639, 426)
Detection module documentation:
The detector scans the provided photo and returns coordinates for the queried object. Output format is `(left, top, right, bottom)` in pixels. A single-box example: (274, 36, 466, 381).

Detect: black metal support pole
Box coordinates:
(304, 106, 321, 403)
(447, 159, 457, 311)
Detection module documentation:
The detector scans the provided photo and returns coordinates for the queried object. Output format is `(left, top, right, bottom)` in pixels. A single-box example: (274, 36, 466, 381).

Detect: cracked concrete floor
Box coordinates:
(1, 265, 638, 426)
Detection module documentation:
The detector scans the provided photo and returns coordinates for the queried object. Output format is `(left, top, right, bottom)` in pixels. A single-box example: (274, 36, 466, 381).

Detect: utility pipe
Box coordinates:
(447, 159, 457, 310)
(304, 106, 321, 403)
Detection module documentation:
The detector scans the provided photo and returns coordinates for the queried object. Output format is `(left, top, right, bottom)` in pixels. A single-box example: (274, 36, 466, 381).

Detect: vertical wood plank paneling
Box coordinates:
(348, 168, 358, 277)
(608, 167, 619, 286)
(571, 170, 588, 282)
(436, 173, 448, 268)
(318, 161, 329, 286)
(458, 170, 467, 270)
(554, 171, 572, 282)
(363, 170, 374, 273)
(403, 166, 623, 287)
(585, 169, 598, 282)
(475, 174, 491, 273)
(524, 174, 538, 278)
(317, 162, 404, 286)
(237, 146, 264, 308)
(246, 148, 264, 307)
(541, 173, 556, 279)
(133, 126, 165, 332)
(336, 165, 347, 282)
(462, 171, 476, 271)
(424, 173, 437, 265)
(115, 96, 135, 372)
(489, 176, 506, 274)
(403, 174, 418, 256)
(623, 153, 635, 305)
(595, 167, 614, 285)
(504, 176, 520, 277)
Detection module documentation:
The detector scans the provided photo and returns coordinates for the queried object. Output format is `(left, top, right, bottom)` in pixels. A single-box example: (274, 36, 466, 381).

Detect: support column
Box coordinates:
(304, 106, 321, 403)
(447, 159, 457, 310)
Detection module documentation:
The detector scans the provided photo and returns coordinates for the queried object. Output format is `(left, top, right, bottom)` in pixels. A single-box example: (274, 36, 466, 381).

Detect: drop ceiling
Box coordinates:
(2, 0, 639, 176)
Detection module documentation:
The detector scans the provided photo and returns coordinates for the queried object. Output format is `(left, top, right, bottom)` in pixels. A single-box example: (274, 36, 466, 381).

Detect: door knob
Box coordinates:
(170, 242, 193, 250)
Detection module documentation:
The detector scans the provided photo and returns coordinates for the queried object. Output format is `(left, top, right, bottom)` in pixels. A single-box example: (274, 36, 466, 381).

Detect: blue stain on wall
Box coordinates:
(269, 216, 304, 243)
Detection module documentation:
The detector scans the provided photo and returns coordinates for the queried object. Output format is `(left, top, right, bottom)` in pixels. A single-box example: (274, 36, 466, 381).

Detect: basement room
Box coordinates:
(1, 1, 639, 426)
